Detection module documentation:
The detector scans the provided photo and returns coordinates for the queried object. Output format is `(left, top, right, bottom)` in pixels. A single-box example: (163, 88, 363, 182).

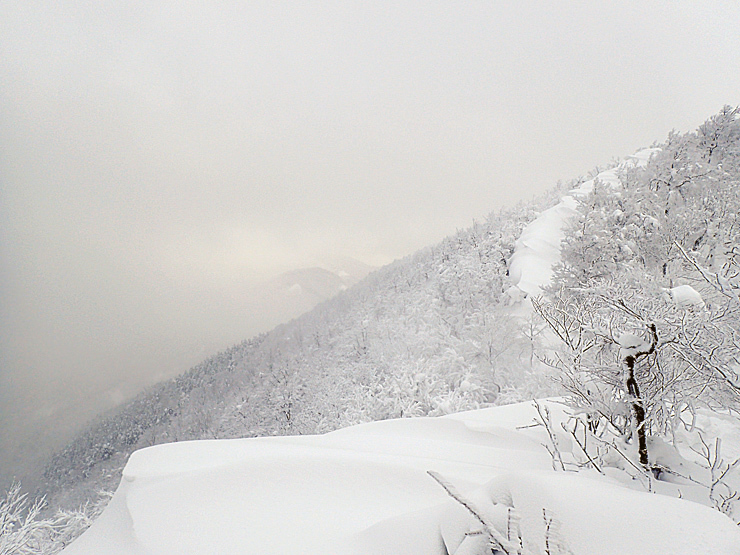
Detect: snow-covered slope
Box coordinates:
(39, 111, 740, 555)
(39, 202, 542, 510)
(62, 401, 740, 555)
(508, 148, 660, 299)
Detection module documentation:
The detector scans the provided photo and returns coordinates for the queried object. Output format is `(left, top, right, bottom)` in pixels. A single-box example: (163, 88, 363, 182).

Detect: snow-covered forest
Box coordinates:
(3, 108, 740, 554)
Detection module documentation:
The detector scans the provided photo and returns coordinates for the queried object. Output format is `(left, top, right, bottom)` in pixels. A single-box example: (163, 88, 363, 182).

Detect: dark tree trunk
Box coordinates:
(625, 354, 649, 467)
(623, 324, 658, 468)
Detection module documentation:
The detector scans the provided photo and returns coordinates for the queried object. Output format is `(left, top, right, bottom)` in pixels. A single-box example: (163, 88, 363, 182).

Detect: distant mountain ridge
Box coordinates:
(254, 257, 376, 326)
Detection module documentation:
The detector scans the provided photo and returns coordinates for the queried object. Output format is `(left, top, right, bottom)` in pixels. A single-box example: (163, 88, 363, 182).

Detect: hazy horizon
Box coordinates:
(2, 1, 740, 486)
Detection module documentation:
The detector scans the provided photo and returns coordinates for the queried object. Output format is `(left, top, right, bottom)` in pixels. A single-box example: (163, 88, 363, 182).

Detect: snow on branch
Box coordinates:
(426, 471, 517, 554)
(674, 240, 740, 304)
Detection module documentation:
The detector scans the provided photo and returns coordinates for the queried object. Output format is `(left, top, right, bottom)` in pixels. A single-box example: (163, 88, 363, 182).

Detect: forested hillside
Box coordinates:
(43, 108, 740, 509)
(40, 182, 564, 509)
(5, 108, 739, 554)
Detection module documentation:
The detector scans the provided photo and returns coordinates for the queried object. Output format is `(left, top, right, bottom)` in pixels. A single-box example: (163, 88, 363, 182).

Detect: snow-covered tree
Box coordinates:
(536, 109, 740, 468)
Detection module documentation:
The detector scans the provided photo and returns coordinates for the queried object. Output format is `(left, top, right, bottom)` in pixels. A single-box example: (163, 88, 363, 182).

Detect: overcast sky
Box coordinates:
(2, 0, 740, 482)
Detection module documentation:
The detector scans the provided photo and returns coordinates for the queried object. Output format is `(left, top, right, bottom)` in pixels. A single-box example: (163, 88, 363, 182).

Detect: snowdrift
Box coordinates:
(62, 401, 740, 555)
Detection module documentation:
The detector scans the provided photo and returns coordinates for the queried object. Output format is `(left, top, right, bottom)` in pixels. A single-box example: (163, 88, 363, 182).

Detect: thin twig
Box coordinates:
(427, 471, 516, 554)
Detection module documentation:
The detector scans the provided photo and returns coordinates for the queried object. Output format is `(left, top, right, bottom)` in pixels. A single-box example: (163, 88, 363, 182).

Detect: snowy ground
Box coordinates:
(62, 400, 740, 555)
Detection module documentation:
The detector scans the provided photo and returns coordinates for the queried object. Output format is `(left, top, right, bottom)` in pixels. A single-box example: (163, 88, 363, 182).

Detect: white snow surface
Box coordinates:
(62, 400, 740, 555)
(665, 284, 705, 308)
(508, 197, 579, 298)
(508, 148, 660, 298)
(626, 147, 662, 167)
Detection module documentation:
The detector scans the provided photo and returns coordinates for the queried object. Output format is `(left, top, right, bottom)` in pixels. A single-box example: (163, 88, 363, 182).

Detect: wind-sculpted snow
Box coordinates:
(508, 197, 579, 298)
(61, 401, 740, 555)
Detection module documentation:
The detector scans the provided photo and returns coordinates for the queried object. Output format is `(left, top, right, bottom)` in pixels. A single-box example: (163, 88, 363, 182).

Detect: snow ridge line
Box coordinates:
(507, 148, 661, 301)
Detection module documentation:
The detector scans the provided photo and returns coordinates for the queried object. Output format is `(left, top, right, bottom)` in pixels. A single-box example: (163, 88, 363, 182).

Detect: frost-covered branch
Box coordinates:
(532, 400, 567, 472)
(427, 471, 517, 554)
(691, 435, 740, 519)
(0, 483, 53, 555)
(674, 240, 740, 304)
(561, 418, 602, 473)
(0, 483, 111, 555)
